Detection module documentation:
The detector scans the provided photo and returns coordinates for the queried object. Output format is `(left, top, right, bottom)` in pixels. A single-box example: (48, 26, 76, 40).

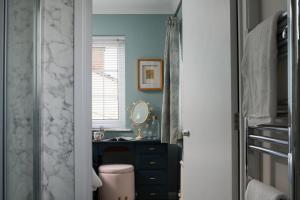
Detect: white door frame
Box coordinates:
(74, 0, 92, 199)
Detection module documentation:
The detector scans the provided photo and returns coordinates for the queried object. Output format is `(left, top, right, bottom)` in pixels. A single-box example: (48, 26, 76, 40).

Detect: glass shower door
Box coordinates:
(2, 0, 40, 199)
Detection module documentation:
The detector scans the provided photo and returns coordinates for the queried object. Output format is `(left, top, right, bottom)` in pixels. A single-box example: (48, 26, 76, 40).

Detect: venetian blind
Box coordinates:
(92, 37, 125, 126)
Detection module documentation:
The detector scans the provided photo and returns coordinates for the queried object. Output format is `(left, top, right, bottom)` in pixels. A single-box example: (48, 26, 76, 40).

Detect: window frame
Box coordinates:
(92, 36, 126, 129)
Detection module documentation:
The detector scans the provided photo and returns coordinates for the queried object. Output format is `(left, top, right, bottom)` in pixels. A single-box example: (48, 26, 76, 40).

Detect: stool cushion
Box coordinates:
(99, 164, 134, 174)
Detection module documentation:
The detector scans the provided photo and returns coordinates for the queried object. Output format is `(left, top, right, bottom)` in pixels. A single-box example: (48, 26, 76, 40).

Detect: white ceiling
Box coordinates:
(93, 0, 180, 14)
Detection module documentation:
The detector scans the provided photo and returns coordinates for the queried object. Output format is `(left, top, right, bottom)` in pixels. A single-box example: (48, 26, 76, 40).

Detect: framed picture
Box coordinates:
(138, 59, 163, 91)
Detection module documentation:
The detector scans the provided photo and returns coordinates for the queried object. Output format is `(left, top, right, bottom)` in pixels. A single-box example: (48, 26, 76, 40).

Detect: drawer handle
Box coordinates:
(149, 193, 157, 196)
(149, 161, 157, 165)
(148, 177, 157, 180)
(148, 147, 156, 151)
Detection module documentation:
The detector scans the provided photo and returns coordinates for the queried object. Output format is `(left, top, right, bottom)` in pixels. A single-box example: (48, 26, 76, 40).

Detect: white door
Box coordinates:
(181, 0, 239, 199)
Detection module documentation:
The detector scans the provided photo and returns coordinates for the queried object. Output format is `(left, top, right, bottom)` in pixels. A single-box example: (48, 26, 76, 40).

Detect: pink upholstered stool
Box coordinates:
(99, 164, 135, 200)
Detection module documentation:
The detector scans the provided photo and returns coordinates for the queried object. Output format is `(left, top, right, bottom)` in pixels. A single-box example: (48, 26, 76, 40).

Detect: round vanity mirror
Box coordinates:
(131, 101, 150, 125)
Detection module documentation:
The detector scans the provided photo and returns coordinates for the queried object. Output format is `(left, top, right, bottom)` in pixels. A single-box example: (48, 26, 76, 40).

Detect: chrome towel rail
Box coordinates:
(244, 118, 291, 199)
(248, 145, 288, 159)
(248, 124, 289, 133)
(241, 0, 300, 199)
(248, 134, 289, 145)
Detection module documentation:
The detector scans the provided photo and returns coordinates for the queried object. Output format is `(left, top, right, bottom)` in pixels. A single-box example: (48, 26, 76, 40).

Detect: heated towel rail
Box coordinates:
(240, 0, 300, 200)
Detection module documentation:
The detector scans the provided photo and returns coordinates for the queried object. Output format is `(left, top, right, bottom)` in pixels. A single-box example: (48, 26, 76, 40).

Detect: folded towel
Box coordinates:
(245, 179, 287, 200)
(92, 168, 102, 191)
(241, 11, 284, 126)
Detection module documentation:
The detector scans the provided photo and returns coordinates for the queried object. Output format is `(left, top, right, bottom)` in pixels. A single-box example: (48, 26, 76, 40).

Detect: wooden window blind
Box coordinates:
(92, 36, 125, 128)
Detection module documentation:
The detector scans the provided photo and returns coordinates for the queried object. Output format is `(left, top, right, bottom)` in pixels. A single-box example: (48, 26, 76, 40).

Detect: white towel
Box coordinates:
(92, 168, 102, 191)
(241, 11, 283, 126)
(245, 179, 287, 200)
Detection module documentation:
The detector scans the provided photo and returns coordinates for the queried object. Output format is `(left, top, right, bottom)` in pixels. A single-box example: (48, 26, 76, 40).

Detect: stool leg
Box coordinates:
(98, 188, 102, 200)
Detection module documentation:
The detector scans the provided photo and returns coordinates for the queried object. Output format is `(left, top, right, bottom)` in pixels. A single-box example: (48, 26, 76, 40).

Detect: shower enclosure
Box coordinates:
(1, 0, 41, 199)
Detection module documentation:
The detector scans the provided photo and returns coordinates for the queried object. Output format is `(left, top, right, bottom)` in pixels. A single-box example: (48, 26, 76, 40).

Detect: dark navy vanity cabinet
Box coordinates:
(93, 140, 170, 200)
(135, 143, 168, 199)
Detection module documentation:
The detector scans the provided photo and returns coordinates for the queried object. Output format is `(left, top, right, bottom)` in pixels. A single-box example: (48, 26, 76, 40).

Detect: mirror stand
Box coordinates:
(129, 100, 153, 140)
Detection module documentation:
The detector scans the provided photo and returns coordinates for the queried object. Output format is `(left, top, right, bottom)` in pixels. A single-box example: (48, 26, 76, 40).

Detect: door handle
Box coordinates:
(182, 130, 190, 137)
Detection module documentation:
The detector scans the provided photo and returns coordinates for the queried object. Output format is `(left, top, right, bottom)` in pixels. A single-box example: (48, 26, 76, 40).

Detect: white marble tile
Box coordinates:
(41, 0, 74, 199)
(5, 0, 35, 199)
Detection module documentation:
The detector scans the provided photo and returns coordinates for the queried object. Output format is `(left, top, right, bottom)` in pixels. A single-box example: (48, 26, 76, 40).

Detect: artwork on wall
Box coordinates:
(138, 59, 163, 91)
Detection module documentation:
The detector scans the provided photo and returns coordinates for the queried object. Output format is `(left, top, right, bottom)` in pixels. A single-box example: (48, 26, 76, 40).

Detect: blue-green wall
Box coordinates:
(92, 14, 168, 130)
(92, 14, 180, 195)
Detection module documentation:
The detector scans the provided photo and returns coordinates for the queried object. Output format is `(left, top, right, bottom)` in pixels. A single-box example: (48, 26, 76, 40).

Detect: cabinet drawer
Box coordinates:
(136, 186, 168, 200)
(137, 170, 167, 185)
(136, 155, 167, 169)
(136, 144, 167, 154)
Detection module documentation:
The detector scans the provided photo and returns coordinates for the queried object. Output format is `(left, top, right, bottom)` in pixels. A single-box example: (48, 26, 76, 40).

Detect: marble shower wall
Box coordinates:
(5, 0, 35, 199)
(41, 0, 75, 199)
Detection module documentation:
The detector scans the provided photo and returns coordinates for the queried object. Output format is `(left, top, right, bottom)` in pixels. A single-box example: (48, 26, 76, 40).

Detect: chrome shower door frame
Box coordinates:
(33, 0, 42, 199)
(288, 0, 300, 199)
(0, 0, 4, 199)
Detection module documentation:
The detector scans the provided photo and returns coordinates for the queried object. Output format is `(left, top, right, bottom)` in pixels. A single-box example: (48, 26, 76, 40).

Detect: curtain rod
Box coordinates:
(174, 0, 182, 17)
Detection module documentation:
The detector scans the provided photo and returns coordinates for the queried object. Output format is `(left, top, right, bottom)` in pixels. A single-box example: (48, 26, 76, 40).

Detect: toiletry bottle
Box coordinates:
(145, 123, 152, 140)
(151, 116, 160, 140)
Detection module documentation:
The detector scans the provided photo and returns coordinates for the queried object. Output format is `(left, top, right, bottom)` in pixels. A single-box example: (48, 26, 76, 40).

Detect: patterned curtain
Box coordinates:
(161, 16, 181, 144)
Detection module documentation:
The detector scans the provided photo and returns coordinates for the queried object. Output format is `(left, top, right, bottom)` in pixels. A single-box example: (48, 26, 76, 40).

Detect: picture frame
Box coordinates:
(137, 59, 163, 91)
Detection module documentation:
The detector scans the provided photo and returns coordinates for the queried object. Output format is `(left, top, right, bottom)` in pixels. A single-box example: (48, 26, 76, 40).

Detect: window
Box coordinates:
(92, 36, 125, 128)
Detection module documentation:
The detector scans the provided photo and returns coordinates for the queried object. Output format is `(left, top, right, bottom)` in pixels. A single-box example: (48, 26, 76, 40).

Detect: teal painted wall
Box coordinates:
(92, 14, 180, 195)
(93, 14, 168, 131)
